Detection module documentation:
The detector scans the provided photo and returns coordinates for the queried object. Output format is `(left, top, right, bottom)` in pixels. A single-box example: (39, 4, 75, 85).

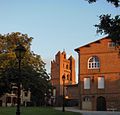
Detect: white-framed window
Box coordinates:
(83, 96, 91, 102)
(98, 77, 105, 89)
(88, 56, 100, 69)
(84, 77, 90, 89)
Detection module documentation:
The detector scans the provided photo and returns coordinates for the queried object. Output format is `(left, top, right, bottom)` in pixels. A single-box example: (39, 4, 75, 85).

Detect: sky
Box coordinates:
(0, 0, 120, 81)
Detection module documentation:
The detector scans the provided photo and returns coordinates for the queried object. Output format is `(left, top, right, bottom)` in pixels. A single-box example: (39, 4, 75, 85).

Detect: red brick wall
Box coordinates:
(51, 51, 76, 98)
(75, 37, 120, 110)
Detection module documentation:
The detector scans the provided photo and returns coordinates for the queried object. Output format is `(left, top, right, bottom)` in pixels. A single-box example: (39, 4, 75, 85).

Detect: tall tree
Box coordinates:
(95, 14, 120, 46)
(86, 0, 120, 7)
(85, 0, 120, 46)
(0, 32, 51, 106)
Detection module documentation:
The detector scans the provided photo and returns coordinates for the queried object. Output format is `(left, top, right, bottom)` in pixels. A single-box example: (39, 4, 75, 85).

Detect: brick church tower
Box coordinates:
(51, 51, 76, 105)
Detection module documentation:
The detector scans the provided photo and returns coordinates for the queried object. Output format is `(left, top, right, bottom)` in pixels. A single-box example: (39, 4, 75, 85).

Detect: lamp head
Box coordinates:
(15, 44, 26, 60)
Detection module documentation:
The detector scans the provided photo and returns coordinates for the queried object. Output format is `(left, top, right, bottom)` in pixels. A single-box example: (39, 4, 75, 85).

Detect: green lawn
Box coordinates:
(0, 107, 82, 115)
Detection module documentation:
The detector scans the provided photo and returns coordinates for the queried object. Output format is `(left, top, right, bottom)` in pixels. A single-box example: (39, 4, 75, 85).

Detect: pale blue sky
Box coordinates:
(0, 0, 119, 78)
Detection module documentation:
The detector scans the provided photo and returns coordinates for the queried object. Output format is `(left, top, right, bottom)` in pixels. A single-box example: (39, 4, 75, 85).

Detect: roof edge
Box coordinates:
(74, 36, 109, 52)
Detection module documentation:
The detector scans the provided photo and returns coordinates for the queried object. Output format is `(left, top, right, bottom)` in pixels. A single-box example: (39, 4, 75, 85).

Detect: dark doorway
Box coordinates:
(96, 96, 106, 111)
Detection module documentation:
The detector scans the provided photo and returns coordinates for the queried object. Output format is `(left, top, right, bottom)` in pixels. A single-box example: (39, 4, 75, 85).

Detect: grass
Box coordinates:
(0, 107, 82, 115)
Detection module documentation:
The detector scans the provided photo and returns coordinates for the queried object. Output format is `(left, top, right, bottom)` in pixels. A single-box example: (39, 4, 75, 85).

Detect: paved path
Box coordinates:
(54, 107, 120, 115)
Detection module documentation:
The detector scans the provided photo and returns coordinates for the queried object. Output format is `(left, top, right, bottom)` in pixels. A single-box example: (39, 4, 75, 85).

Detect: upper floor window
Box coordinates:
(66, 64, 69, 69)
(108, 42, 116, 48)
(98, 77, 105, 89)
(84, 77, 90, 89)
(88, 56, 100, 69)
(64, 54, 66, 59)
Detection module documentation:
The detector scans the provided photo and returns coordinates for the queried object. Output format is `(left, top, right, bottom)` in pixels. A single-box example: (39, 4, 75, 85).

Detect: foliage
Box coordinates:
(85, 0, 120, 46)
(0, 32, 51, 106)
(95, 14, 120, 45)
(86, 0, 120, 7)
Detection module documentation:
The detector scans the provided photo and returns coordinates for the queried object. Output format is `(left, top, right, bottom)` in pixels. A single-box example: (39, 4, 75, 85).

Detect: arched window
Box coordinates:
(67, 74, 69, 80)
(64, 54, 66, 59)
(66, 64, 68, 69)
(88, 56, 100, 69)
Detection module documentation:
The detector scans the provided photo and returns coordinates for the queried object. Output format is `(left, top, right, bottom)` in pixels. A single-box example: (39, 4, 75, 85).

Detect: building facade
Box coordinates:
(0, 84, 31, 107)
(51, 51, 78, 106)
(75, 37, 120, 111)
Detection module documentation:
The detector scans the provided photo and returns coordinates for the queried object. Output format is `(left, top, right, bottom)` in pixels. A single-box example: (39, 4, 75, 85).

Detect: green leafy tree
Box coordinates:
(95, 14, 120, 45)
(86, 0, 120, 7)
(85, 0, 120, 46)
(0, 32, 51, 106)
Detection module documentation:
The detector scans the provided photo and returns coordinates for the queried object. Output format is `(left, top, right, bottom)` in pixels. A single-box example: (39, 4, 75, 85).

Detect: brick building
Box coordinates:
(75, 37, 120, 111)
(51, 51, 78, 106)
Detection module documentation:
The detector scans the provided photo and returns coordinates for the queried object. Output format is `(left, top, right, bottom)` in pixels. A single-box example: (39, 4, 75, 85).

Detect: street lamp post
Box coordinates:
(15, 44, 26, 115)
(62, 74, 65, 112)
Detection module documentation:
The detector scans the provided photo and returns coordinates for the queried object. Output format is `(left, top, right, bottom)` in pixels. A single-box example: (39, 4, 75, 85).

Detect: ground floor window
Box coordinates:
(6, 97, 11, 103)
(83, 96, 91, 102)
